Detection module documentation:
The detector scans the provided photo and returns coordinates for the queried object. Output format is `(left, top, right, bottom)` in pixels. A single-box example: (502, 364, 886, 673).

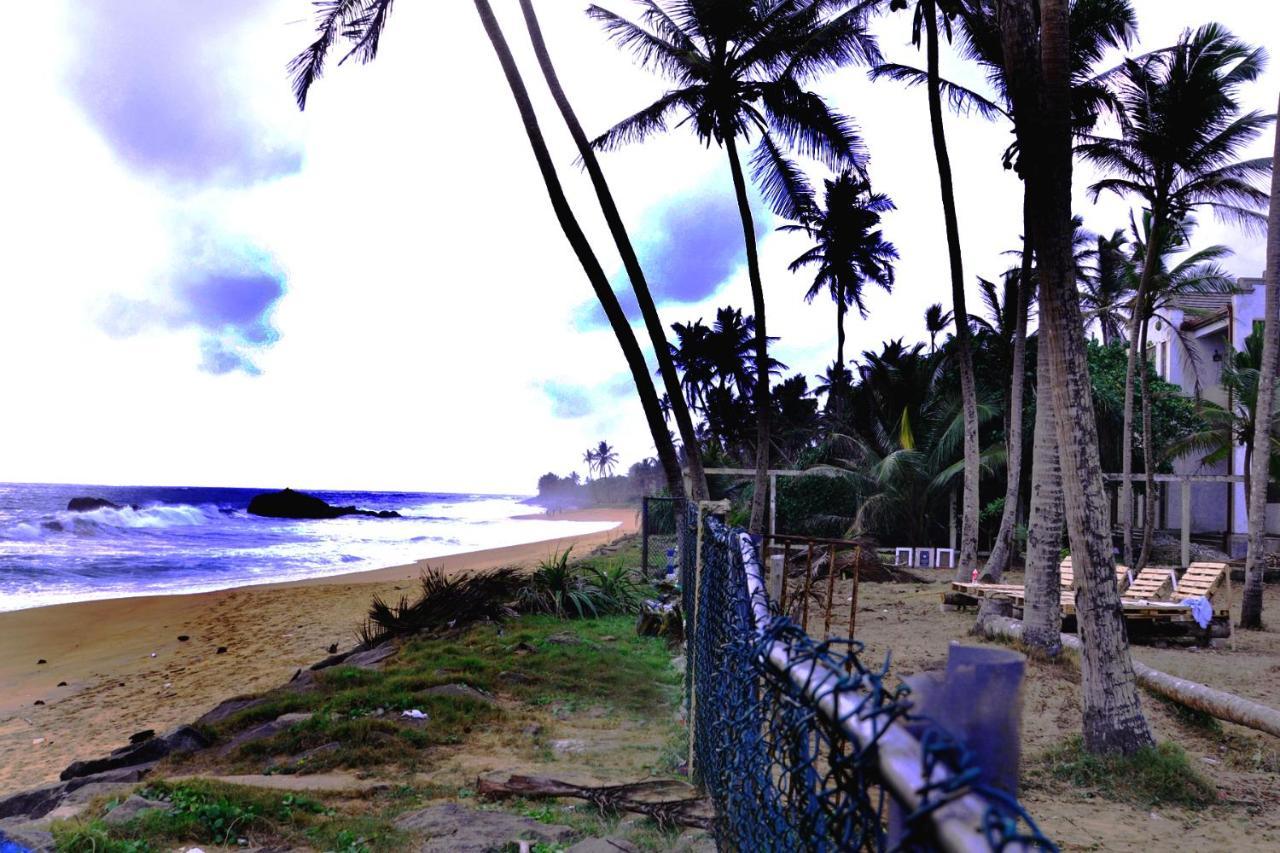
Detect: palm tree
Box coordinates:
(286, 0, 689, 497)
(998, 0, 1153, 755)
(518, 0, 708, 501)
(784, 171, 897, 368)
(595, 441, 620, 477)
(583, 448, 599, 480)
(1078, 228, 1133, 344)
(1244, 107, 1280, 629)
(1127, 213, 1236, 568)
(924, 303, 952, 353)
(589, 0, 880, 533)
(1079, 22, 1272, 567)
(882, 0, 981, 579)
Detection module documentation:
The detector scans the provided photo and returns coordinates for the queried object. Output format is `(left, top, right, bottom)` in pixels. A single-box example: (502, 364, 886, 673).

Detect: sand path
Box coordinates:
(0, 507, 635, 793)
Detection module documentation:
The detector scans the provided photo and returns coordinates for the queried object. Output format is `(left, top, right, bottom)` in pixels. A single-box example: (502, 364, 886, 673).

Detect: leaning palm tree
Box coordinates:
(588, 0, 881, 534)
(882, 0, 981, 579)
(998, 0, 1153, 756)
(1079, 22, 1272, 566)
(287, 0, 687, 499)
(518, 0, 709, 501)
(582, 448, 599, 480)
(783, 170, 897, 367)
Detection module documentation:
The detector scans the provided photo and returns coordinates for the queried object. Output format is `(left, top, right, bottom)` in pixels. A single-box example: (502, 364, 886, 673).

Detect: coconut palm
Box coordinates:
(582, 448, 599, 480)
(1079, 22, 1272, 566)
(589, 0, 880, 534)
(1243, 109, 1280, 629)
(1078, 228, 1134, 344)
(880, 0, 981, 578)
(594, 441, 620, 477)
(924, 303, 952, 353)
(518, 0, 709, 501)
(783, 171, 898, 367)
(1127, 212, 1236, 568)
(997, 0, 1154, 755)
(286, 0, 689, 497)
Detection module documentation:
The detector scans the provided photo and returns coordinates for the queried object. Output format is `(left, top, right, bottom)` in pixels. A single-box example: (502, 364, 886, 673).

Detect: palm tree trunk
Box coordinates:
(1137, 315, 1156, 568)
(922, 0, 979, 581)
(999, 0, 1154, 755)
(472, 0, 683, 498)
(1242, 98, 1280, 630)
(985, 196, 1033, 580)
(519, 0, 707, 501)
(1122, 216, 1162, 567)
(722, 133, 771, 535)
(836, 292, 847, 368)
(1023, 334, 1064, 655)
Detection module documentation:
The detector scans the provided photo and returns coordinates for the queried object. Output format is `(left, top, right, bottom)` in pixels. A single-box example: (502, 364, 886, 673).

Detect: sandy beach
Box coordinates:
(0, 507, 636, 793)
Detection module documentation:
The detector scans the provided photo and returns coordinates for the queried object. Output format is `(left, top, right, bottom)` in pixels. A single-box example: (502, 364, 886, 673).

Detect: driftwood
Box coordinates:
(977, 615, 1280, 740)
(476, 773, 713, 830)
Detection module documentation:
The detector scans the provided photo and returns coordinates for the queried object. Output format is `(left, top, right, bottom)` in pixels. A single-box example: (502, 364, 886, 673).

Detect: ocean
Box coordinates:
(0, 483, 619, 613)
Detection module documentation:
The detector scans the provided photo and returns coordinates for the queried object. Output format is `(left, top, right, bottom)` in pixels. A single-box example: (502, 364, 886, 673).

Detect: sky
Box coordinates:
(0, 0, 1276, 495)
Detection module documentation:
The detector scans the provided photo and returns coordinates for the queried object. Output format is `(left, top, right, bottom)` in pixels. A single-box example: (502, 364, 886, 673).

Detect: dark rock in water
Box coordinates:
(59, 725, 209, 781)
(36, 659, 46, 665)
(66, 497, 138, 512)
(246, 488, 401, 520)
(177, 635, 189, 642)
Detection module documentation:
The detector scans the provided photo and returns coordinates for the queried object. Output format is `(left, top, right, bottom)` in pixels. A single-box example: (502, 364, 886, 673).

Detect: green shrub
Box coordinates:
(777, 473, 860, 538)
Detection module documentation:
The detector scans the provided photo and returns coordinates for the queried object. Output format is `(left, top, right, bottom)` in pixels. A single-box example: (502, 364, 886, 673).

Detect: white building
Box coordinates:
(1144, 277, 1271, 556)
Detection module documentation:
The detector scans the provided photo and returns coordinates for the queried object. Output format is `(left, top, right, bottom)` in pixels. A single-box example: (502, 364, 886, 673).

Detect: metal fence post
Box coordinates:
(641, 496, 650, 576)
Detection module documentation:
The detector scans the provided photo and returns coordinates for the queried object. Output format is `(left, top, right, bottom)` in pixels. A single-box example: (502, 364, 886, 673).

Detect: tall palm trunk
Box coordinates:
(1023, 332, 1064, 655)
(1137, 314, 1157, 568)
(473, 0, 683, 497)
(519, 0, 707, 501)
(1242, 98, 1280, 629)
(985, 196, 1033, 580)
(836, 289, 847, 367)
(922, 0, 979, 580)
(1121, 220, 1162, 566)
(1000, 0, 1154, 755)
(723, 133, 771, 534)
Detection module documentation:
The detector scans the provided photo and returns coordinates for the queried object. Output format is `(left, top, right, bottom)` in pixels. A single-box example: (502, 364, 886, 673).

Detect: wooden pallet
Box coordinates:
(1124, 567, 1176, 601)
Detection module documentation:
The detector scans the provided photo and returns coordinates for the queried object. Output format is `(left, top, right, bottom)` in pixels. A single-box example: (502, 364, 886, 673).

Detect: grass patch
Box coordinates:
(51, 779, 403, 853)
(1030, 736, 1217, 807)
(181, 613, 679, 776)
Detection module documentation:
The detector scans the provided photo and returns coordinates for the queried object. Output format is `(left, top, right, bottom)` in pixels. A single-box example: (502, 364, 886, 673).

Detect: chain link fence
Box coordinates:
(682, 503, 1055, 852)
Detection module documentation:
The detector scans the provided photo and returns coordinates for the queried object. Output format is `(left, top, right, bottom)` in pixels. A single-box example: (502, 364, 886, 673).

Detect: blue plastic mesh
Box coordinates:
(681, 505, 1057, 852)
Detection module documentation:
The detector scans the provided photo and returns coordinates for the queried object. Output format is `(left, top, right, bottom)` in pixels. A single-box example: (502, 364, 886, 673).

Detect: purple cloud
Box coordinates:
(64, 0, 300, 185)
(100, 229, 285, 375)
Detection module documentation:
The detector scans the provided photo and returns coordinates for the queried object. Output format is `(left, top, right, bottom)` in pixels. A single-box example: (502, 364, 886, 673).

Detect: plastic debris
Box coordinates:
(402, 709, 428, 720)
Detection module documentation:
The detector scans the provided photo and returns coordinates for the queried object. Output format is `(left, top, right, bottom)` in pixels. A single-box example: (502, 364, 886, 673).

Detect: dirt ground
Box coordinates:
(793, 572, 1280, 852)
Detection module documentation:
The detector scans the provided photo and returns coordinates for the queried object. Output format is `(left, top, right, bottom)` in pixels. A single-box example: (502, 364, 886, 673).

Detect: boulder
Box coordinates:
(420, 683, 498, 707)
(194, 696, 270, 727)
(66, 497, 137, 512)
(218, 713, 313, 756)
(393, 803, 573, 853)
(60, 726, 209, 781)
(246, 488, 400, 520)
(0, 765, 154, 822)
(102, 795, 167, 827)
(0, 819, 55, 852)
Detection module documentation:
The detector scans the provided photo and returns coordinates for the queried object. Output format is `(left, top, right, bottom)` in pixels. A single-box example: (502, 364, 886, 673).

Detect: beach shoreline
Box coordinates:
(0, 506, 635, 792)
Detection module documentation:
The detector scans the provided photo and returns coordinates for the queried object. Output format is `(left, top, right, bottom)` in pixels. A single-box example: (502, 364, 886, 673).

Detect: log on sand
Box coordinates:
(976, 615, 1280, 740)
(477, 774, 713, 830)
